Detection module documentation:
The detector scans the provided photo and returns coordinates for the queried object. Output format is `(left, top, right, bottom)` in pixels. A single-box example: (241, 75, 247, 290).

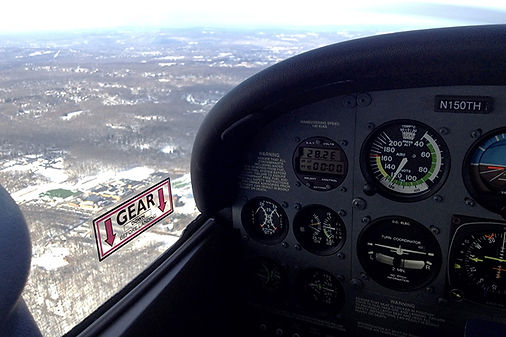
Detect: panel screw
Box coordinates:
(357, 93, 372, 107)
(342, 95, 356, 108)
(339, 186, 347, 193)
(337, 252, 345, 260)
(367, 122, 376, 130)
(433, 194, 443, 202)
(353, 197, 367, 210)
(294, 244, 301, 251)
(425, 286, 435, 294)
(363, 183, 376, 196)
(281, 242, 289, 248)
(336, 274, 345, 281)
(360, 272, 369, 280)
(340, 140, 348, 147)
(294, 203, 302, 210)
(295, 137, 301, 142)
(439, 127, 449, 135)
(281, 201, 289, 208)
(275, 328, 284, 336)
(338, 209, 347, 217)
(242, 234, 249, 241)
(361, 216, 371, 224)
(295, 181, 301, 187)
(350, 278, 364, 289)
(464, 197, 475, 207)
(431, 226, 440, 235)
(470, 129, 482, 139)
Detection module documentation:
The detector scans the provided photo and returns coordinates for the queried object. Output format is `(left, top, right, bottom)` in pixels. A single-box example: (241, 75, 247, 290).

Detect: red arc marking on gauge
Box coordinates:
(487, 166, 505, 170)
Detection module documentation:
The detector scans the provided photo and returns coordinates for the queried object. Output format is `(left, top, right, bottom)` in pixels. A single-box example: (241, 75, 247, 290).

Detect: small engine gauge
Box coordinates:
(449, 224, 506, 307)
(299, 268, 344, 312)
(357, 216, 442, 291)
(293, 205, 346, 255)
(463, 128, 506, 217)
(293, 136, 348, 191)
(247, 257, 287, 300)
(241, 197, 288, 244)
(361, 120, 450, 201)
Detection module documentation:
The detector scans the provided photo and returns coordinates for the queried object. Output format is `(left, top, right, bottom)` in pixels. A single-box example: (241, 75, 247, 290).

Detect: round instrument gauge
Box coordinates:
(463, 128, 506, 217)
(299, 268, 344, 312)
(241, 197, 288, 244)
(293, 205, 346, 255)
(247, 257, 287, 299)
(293, 136, 348, 191)
(449, 224, 506, 307)
(357, 216, 442, 291)
(361, 120, 450, 201)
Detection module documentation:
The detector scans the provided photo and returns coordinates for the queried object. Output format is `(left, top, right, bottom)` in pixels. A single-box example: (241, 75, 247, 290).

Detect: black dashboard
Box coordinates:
(232, 85, 506, 337)
(189, 25, 506, 337)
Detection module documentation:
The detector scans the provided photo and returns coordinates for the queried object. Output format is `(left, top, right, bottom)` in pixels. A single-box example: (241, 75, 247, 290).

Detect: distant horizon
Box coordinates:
(0, 22, 500, 39)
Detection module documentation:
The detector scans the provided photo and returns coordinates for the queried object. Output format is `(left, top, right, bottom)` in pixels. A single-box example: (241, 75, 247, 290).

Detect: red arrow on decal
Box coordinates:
(104, 218, 116, 246)
(158, 187, 166, 212)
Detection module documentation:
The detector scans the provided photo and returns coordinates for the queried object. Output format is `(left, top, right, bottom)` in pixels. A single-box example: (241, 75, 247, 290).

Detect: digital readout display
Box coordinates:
(299, 147, 345, 175)
(302, 148, 341, 160)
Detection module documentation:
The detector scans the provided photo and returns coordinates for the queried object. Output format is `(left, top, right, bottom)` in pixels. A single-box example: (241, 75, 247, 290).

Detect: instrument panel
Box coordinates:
(231, 86, 506, 336)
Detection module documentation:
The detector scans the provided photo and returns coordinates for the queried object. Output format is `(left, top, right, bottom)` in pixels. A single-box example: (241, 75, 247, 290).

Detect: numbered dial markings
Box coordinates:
(464, 129, 506, 216)
(294, 205, 346, 255)
(449, 225, 506, 307)
(241, 198, 288, 244)
(362, 120, 450, 201)
(299, 268, 345, 311)
(357, 216, 442, 291)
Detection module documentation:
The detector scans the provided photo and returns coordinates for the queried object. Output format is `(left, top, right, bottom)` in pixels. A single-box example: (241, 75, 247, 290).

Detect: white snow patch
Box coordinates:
(161, 145, 175, 154)
(156, 55, 184, 61)
(29, 50, 52, 57)
(32, 246, 69, 271)
(61, 110, 83, 120)
(158, 62, 176, 67)
(131, 232, 179, 250)
(117, 167, 154, 181)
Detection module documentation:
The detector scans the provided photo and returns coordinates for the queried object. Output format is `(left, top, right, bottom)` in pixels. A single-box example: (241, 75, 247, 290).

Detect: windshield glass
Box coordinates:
(0, 1, 503, 336)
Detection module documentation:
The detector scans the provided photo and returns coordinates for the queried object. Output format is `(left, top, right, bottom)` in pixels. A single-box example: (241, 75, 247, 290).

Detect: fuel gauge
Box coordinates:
(294, 205, 346, 255)
(299, 268, 344, 312)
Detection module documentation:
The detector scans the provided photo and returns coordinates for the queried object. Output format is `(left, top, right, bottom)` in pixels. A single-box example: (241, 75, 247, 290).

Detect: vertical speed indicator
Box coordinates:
(361, 120, 450, 201)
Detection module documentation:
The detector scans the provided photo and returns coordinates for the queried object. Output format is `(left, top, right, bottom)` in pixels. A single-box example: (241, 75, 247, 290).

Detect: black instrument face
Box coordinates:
(293, 205, 346, 255)
(361, 120, 450, 201)
(463, 128, 506, 217)
(357, 216, 442, 291)
(293, 136, 348, 191)
(247, 257, 287, 299)
(448, 224, 506, 307)
(241, 197, 288, 244)
(299, 268, 344, 312)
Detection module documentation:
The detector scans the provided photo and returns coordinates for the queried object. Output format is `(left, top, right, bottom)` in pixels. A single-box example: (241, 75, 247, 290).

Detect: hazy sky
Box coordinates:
(0, 0, 504, 33)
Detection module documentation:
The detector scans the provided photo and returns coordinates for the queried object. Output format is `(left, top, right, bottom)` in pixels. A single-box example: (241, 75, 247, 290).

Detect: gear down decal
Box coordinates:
(93, 177, 173, 260)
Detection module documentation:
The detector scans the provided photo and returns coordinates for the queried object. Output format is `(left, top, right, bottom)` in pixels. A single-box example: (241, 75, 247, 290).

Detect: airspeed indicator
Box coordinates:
(361, 120, 450, 201)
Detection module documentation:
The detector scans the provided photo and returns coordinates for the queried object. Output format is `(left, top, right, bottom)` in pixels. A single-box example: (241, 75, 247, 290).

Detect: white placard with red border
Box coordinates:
(93, 177, 173, 260)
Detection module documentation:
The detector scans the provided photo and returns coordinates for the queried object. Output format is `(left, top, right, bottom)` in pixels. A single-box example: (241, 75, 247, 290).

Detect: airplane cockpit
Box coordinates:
(1, 24, 506, 337)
